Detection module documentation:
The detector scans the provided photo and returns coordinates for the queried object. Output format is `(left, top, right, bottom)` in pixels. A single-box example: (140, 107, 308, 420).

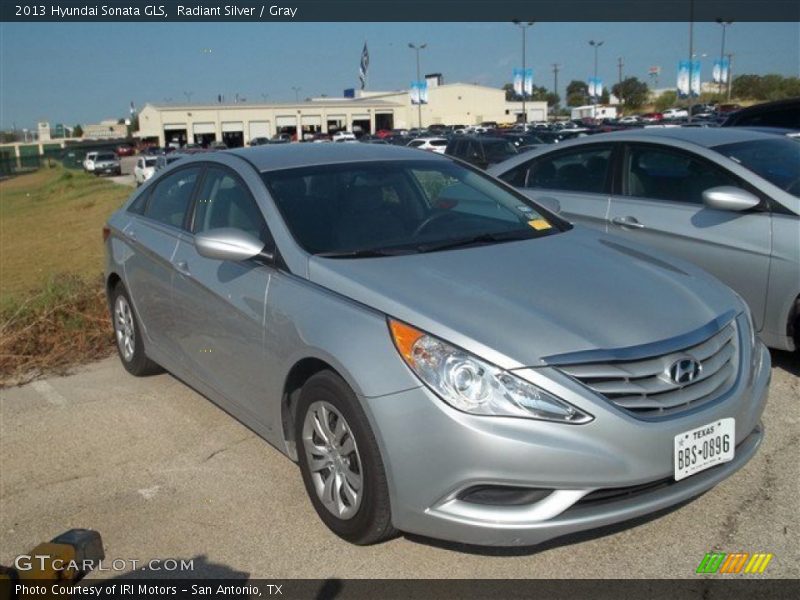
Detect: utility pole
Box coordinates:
(408, 43, 427, 129)
(726, 53, 734, 101)
(183, 91, 193, 103)
(552, 63, 560, 113)
(512, 20, 535, 124)
(716, 19, 733, 96)
(291, 86, 301, 102)
(617, 57, 624, 87)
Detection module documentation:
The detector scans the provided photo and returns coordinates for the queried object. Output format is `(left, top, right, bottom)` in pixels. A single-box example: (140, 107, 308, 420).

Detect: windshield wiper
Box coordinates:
(415, 230, 536, 253)
(315, 248, 410, 258)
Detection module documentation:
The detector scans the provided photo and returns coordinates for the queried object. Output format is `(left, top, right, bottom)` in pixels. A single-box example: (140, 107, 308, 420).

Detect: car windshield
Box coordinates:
(713, 138, 800, 198)
(96, 153, 116, 161)
(484, 140, 518, 162)
(263, 159, 564, 257)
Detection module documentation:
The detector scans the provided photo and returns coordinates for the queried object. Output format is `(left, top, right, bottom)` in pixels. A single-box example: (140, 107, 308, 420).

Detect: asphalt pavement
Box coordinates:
(1, 352, 798, 579)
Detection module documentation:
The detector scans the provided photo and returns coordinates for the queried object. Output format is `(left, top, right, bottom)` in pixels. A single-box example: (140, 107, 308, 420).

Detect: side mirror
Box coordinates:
(702, 186, 760, 212)
(195, 227, 269, 262)
(536, 196, 562, 214)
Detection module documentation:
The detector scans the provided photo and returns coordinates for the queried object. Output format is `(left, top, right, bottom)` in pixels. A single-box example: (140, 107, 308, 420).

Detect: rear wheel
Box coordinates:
(295, 370, 396, 545)
(110, 283, 162, 376)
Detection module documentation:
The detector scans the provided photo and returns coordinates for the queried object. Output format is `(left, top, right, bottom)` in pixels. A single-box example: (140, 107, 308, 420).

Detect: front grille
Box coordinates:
(559, 321, 739, 418)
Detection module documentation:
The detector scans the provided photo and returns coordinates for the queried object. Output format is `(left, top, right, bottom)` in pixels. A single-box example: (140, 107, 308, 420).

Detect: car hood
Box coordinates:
(307, 228, 741, 369)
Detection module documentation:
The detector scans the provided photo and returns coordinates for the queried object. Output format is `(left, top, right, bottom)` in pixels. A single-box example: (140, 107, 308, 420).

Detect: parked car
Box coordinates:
(209, 141, 228, 150)
(133, 156, 158, 186)
(406, 137, 449, 154)
(662, 108, 690, 120)
(502, 133, 546, 149)
(140, 146, 164, 156)
(332, 131, 357, 143)
(639, 112, 664, 123)
(115, 144, 135, 157)
(105, 143, 768, 547)
(618, 116, 641, 125)
(82, 152, 98, 172)
(92, 152, 121, 176)
(445, 136, 518, 169)
(489, 127, 800, 351)
(722, 97, 800, 130)
(250, 137, 271, 146)
(155, 154, 184, 171)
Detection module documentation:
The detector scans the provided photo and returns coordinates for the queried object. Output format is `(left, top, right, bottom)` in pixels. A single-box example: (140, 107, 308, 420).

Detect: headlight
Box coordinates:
(388, 319, 593, 424)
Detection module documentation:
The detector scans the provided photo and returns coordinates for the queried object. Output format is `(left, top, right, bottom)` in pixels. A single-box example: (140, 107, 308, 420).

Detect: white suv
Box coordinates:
(406, 137, 449, 154)
(662, 108, 689, 119)
(82, 152, 99, 172)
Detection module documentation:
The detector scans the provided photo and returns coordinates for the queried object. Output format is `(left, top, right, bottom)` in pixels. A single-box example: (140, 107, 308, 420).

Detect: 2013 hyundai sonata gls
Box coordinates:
(105, 144, 769, 546)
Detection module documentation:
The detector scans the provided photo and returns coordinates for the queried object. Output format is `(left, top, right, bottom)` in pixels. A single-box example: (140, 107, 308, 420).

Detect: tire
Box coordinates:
(295, 370, 397, 545)
(109, 282, 163, 376)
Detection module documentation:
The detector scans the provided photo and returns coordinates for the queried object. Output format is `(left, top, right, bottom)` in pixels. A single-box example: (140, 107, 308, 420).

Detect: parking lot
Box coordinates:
(1, 351, 797, 579)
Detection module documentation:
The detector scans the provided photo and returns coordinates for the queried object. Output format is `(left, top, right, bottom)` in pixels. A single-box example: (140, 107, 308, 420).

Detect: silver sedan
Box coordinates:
(105, 143, 769, 546)
(489, 127, 800, 352)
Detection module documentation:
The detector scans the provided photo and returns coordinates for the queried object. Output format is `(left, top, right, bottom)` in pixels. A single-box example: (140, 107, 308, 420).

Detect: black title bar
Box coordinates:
(3, 0, 800, 22)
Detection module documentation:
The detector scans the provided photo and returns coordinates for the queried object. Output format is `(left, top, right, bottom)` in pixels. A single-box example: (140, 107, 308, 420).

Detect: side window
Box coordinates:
(144, 167, 200, 228)
(625, 145, 738, 204)
(524, 146, 612, 193)
(497, 163, 529, 187)
(193, 167, 267, 241)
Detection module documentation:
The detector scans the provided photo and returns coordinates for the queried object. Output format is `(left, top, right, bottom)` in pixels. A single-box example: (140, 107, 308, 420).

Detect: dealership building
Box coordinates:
(136, 80, 548, 147)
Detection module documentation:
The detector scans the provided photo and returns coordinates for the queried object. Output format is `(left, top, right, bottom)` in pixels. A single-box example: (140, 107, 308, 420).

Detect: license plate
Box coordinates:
(674, 418, 735, 481)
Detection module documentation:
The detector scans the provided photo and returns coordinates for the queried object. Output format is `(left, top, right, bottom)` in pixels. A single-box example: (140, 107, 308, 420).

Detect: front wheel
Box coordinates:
(295, 371, 397, 545)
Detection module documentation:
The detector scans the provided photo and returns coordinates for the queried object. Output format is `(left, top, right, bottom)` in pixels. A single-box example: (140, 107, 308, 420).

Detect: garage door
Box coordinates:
(301, 115, 322, 127)
(164, 123, 187, 130)
(276, 116, 297, 128)
(222, 121, 243, 133)
(193, 122, 215, 135)
(249, 121, 271, 138)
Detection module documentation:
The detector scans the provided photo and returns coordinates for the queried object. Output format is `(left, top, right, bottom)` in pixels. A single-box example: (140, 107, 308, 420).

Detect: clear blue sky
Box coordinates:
(1, 21, 798, 129)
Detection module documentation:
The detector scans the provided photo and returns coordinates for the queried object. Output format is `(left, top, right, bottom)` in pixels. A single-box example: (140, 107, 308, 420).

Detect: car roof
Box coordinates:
(550, 126, 782, 148)
(228, 142, 450, 172)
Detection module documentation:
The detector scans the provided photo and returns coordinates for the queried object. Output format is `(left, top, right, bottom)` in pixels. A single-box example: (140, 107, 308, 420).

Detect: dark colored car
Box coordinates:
(155, 154, 185, 171)
(502, 133, 546, 148)
(722, 98, 800, 130)
(445, 136, 518, 169)
(250, 137, 270, 146)
(141, 146, 164, 156)
(115, 144, 135, 157)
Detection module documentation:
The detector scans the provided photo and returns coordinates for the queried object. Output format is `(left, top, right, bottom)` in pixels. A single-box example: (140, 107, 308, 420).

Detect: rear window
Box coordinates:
(430, 140, 448, 147)
(96, 153, 116, 161)
(145, 158, 157, 167)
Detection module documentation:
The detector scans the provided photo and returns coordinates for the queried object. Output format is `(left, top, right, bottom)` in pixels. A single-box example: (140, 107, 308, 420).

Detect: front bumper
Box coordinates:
(363, 341, 770, 546)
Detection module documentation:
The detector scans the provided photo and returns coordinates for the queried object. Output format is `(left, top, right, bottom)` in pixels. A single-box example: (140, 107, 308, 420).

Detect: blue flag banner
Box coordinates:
(359, 42, 369, 90)
(524, 68, 534, 96)
(690, 60, 701, 97)
(712, 58, 730, 84)
(410, 81, 428, 105)
(588, 76, 603, 98)
(677, 60, 690, 97)
(513, 68, 524, 96)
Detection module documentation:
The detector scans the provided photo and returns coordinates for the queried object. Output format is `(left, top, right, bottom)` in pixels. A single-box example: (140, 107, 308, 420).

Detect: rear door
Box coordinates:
(496, 143, 616, 232)
(122, 166, 202, 359)
(608, 142, 772, 330)
(171, 165, 274, 422)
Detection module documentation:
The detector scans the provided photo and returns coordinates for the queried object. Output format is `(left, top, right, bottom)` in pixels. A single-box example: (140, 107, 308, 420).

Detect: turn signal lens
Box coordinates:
(388, 319, 424, 363)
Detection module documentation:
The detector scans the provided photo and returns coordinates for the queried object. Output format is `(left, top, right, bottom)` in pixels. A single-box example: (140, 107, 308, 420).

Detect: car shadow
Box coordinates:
(401, 496, 698, 557)
(770, 349, 799, 376)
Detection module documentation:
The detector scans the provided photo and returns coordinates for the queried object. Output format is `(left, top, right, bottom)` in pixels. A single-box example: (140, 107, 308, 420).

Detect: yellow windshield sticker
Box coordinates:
(528, 218, 552, 231)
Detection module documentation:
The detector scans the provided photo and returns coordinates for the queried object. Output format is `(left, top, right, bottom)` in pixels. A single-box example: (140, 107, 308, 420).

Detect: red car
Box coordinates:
(375, 129, 392, 139)
(115, 144, 135, 157)
(639, 112, 664, 123)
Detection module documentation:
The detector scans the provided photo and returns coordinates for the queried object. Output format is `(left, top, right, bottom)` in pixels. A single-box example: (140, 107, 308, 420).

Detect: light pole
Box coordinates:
(408, 42, 427, 129)
(512, 20, 534, 124)
(726, 52, 735, 101)
(552, 63, 560, 114)
(589, 40, 604, 118)
(716, 19, 732, 96)
(183, 91, 193, 103)
(291, 86, 301, 102)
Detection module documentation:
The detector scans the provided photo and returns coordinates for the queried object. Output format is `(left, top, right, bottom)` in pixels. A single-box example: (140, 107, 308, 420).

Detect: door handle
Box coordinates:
(174, 260, 191, 276)
(611, 216, 645, 229)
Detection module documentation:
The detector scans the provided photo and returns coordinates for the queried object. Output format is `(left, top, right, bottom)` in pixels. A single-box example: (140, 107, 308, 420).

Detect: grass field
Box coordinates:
(0, 165, 130, 298)
(0, 165, 131, 384)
